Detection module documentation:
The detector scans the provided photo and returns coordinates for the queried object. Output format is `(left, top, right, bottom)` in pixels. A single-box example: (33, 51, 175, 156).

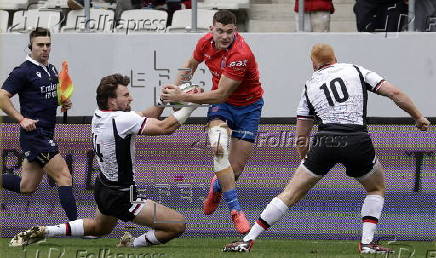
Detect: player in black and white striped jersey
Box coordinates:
(224, 43, 430, 254)
(10, 74, 198, 249)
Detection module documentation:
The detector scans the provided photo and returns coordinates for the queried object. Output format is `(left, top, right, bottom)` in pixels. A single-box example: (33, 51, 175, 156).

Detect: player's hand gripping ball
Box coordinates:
(170, 83, 203, 106)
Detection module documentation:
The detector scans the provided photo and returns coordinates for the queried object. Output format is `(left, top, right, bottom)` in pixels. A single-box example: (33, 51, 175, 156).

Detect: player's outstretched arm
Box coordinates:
(138, 106, 165, 119)
(295, 118, 314, 160)
(377, 81, 430, 131)
(139, 106, 197, 136)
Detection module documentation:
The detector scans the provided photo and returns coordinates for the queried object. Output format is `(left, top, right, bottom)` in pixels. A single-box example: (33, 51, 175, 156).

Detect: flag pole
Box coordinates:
(63, 110, 68, 124)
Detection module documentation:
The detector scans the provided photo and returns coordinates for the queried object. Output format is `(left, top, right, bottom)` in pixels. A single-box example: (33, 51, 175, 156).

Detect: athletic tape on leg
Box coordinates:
(208, 126, 231, 171)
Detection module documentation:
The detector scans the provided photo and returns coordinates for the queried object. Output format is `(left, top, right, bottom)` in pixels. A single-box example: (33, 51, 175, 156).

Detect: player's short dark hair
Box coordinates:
(213, 10, 236, 26)
(96, 74, 130, 110)
(29, 27, 51, 43)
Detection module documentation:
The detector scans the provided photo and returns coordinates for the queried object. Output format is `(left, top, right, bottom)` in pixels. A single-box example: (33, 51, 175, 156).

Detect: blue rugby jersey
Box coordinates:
(2, 56, 59, 131)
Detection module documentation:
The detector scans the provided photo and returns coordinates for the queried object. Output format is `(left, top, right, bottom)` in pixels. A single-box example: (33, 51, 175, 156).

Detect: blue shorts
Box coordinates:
(20, 128, 59, 164)
(207, 98, 263, 143)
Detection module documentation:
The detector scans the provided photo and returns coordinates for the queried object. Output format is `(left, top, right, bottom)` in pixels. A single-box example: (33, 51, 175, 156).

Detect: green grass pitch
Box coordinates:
(1, 237, 434, 258)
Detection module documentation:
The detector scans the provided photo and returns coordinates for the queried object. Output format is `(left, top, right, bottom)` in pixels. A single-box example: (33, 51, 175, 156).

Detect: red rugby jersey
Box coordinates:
(192, 33, 264, 106)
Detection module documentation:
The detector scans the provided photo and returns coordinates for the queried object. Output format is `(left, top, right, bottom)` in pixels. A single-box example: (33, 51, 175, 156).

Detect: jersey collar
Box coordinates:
(26, 55, 51, 76)
(26, 55, 47, 67)
(317, 63, 335, 71)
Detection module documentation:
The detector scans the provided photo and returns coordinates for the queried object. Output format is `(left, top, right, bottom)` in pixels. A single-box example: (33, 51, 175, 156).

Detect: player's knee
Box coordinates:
(208, 126, 228, 155)
(208, 126, 231, 171)
(170, 214, 186, 236)
(173, 222, 186, 237)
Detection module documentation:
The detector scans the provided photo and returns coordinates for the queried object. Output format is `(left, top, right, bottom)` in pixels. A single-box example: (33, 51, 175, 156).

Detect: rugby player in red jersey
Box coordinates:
(162, 10, 264, 234)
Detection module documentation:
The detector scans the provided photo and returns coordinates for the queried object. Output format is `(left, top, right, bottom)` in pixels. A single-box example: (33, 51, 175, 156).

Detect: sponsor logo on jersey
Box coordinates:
(36, 72, 41, 78)
(229, 60, 248, 67)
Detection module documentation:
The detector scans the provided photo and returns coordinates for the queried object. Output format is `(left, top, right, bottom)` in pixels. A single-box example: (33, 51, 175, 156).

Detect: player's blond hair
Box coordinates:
(311, 43, 336, 68)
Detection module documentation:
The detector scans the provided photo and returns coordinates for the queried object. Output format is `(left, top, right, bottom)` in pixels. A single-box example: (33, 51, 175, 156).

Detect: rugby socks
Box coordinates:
(133, 230, 162, 247)
(2, 174, 21, 193)
(58, 186, 78, 221)
(46, 224, 66, 237)
(213, 178, 222, 192)
(46, 219, 84, 237)
(222, 188, 242, 211)
(67, 219, 85, 237)
(360, 195, 384, 244)
(361, 222, 377, 244)
(243, 197, 288, 241)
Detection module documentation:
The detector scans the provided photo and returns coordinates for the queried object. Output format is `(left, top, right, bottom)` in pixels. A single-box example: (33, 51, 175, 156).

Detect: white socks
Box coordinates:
(243, 197, 288, 242)
(360, 195, 384, 244)
(133, 230, 161, 247)
(243, 223, 265, 242)
(45, 219, 84, 237)
(45, 224, 66, 237)
(361, 223, 377, 244)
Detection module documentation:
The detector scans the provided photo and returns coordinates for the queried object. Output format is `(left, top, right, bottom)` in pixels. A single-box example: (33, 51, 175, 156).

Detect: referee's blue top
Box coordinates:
(2, 55, 59, 131)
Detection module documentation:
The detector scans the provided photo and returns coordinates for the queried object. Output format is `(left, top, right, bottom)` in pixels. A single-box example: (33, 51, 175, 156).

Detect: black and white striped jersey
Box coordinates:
(91, 110, 147, 187)
(297, 63, 384, 131)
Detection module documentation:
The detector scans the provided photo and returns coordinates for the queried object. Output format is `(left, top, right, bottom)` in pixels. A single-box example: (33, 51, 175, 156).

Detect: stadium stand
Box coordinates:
(0, 0, 360, 33)
(10, 9, 61, 32)
(44, 0, 69, 9)
(0, 0, 30, 10)
(0, 9, 9, 32)
(60, 8, 114, 32)
(248, 0, 356, 32)
(88, 0, 117, 10)
(116, 9, 167, 33)
(166, 8, 216, 32)
(197, 0, 249, 10)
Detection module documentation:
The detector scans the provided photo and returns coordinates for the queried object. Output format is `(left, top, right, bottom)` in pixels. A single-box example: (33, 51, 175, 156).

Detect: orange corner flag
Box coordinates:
(57, 61, 74, 105)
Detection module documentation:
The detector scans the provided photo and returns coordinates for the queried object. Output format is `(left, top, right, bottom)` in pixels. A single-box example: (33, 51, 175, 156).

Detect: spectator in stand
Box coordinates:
(294, 0, 335, 32)
(415, 0, 436, 32)
(354, 0, 408, 32)
(67, 0, 134, 20)
(166, 0, 181, 26)
(68, 0, 192, 27)
(182, 0, 191, 9)
(144, 0, 191, 26)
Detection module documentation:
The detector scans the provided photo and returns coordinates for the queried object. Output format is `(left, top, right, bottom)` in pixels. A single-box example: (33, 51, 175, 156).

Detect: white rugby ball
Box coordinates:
(170, 83, 202, 105)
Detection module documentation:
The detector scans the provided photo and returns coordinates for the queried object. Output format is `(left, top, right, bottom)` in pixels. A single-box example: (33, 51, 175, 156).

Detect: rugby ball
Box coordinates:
(170, 83, 202, 106)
